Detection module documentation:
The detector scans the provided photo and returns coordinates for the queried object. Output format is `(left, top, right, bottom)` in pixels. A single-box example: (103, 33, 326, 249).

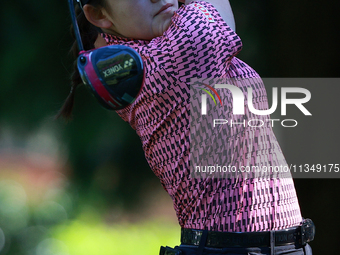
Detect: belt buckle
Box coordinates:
(301, 218, 315, 245)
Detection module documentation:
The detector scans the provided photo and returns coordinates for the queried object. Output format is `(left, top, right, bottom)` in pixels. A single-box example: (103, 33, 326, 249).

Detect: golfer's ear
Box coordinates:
(83, 4, 112, 29)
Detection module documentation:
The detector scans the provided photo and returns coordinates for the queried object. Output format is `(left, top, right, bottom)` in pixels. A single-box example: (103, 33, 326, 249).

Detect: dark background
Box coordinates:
(0, 0, 339, 254)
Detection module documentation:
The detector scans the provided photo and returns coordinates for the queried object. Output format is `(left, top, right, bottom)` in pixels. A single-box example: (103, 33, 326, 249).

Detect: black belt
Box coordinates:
(181, 219, 315, 248)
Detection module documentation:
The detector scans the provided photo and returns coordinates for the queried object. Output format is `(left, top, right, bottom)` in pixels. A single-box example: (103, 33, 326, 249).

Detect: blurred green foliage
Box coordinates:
(52, 213, 179, 255)
(0, 0, 155, 206)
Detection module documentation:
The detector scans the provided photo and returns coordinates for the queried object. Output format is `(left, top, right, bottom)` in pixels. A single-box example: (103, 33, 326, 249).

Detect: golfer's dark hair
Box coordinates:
(56, 0, 105, 120)
(56, 1, 183, 120)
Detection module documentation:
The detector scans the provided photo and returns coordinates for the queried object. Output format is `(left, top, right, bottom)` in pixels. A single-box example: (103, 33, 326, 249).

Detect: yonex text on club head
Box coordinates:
(68, 0, 144, 110)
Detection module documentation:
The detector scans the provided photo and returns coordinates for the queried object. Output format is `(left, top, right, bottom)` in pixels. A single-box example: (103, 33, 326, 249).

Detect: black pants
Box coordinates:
(160, 243, 313, 255)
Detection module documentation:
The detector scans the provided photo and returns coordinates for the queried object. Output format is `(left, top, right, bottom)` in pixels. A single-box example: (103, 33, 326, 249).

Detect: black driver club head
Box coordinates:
(68, 0, 144, 110)
(77, 45, 144, 110)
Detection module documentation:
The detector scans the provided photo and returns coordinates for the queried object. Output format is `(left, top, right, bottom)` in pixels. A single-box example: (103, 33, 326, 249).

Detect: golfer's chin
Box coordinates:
(152, 15, 173, 38)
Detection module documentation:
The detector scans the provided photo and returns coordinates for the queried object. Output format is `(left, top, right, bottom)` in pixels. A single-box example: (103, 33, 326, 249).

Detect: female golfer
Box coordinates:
(58, 0, 314, 254)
